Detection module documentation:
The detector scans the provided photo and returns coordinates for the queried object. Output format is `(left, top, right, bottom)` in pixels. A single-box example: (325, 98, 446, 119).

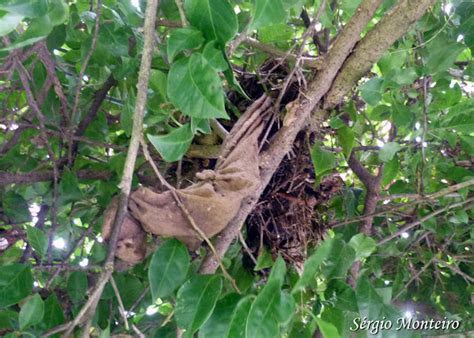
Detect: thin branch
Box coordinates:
(244, 37, 323, 69)
(60, 0, 160, 335)
(15, 60, 61, 265)
(434, 259, 474, 284)
(111, 276, 129, 331)
(275, 0, 327, 108)
(0, 169, 111, 186)
(140, 138, 240, 293)
(377, 197, 474, 246)
(70, 0, 103, 123)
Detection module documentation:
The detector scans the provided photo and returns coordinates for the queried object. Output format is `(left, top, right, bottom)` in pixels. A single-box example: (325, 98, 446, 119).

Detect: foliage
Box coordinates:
(0, 0, 473, 337)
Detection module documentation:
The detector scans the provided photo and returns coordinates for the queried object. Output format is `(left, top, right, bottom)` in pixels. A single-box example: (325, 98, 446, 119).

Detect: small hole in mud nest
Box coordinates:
(245, 132, 344, 270)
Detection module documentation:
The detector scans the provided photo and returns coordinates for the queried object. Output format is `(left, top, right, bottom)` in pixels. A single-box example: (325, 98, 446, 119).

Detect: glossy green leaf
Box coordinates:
(254, 248, 273, 271)
(249, 0, 287, 30)
(19, 294, 44, 330)
(349, 234, 376, 260)
(43, 293, 65, 330)
(337, 126, 355, 158)
(245, 280, 281, 338)
(0, 264, 33, 307)
(0, 0, 48, 17)
(379, 142, 401, 162)
(0, 12, 24, 37)
(226, 297, 253, 338)
(149, 239, 190, 300)
(1, 14, 53, 51)
(167, 27, 204, 63)
(356, 274, 383, 320)
(148, 123, 194, 162)
(26, 227, 48, 258)
(67, 271, 88, 303)
(184, 0, 237, 43)
(175, 275, 222, 336)
(315, 318, 340, 338)
(426, 36, 465, 74)
(324, 240, 356, 280)
(198, 293, 240, 338)
(2, 192, 30, 223)
(202, 41, 228, 71)
(381, 156, 399, 186)
(360, 77, 384, 106)
(245, 257, 289, 338)
(311, 142, 336, 177)
(167, 53, 228, 119)
(59, 169, 82, 204)
(48, 0, 69, 26)
(292, 238, 334, 293)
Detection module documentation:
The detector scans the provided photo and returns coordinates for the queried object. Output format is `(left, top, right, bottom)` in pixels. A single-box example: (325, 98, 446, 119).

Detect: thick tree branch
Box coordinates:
(200, 0, 383, 273)
(324, 0, 436, 108)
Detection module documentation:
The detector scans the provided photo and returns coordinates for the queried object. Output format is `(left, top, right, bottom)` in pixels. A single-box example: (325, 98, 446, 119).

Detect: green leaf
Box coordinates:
(19, 294, 44, 330)
(254, 248, 273, 271)
(202, 41, 228, 71)
(67, 271, 88, 303)
(337, 126, 355, 158)
(381, 156, 399, 186)
(426, 35, 465, 74)
(292, 238, 334, 293)
(26, 227, 48, 258)
(1, 14, 53, 51)
(249, 0, 287, 30)
(198, 293, 240, 338)
(175, 275, 222, 336)
(360, 77, 384, 106)
(355, 274, 383, 320)
(167, 27, 204, 63)
(148, 123, 194, 162)
(0, 12, 24, 37)
(391, 67, 418, 86)
(59, 169, 82, 205)
(149, 239, 190, 300)
(150, 69, 168, 102)
(226, 297, 253, 338)
(324, 239, 356, 280)
(456, 2, 474, 51)
(245, 257, 290, 338)
(184, 0, 237, 44)
(245, 280, 280, 338)
(315, 318, 340, 338)
(311, 142, 336, 177)
(2, 192, 30, 223)
(379, 142, 401, 162)
(348, 234, 376, 260)
(167, 53, 228, 119)
(0, 0, 48, 17)
(267, 256, 286, 287)
(43, 293, 65, 330)
(47, 0, 69, 26)
(0, 264, 33, 307)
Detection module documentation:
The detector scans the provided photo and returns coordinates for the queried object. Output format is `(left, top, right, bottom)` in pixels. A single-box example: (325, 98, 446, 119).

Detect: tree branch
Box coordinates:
(200, 0, 384, 274)
(60, 0, 160, 335)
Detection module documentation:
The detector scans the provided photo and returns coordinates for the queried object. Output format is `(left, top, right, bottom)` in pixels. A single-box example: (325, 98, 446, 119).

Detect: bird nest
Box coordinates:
(246, 132, 343, 268)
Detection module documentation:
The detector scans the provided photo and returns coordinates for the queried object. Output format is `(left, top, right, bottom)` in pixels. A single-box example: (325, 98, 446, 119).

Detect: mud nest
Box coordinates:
(246, 132, 344, 268)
